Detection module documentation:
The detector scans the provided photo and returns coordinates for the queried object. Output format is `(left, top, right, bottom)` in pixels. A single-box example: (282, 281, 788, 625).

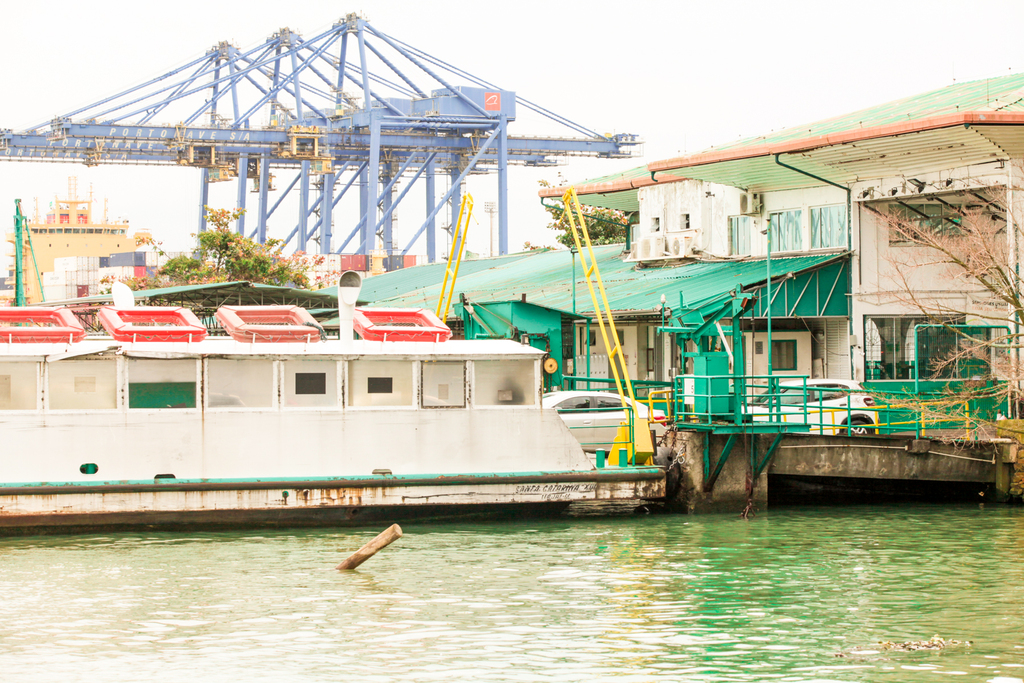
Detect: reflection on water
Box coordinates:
(2, 504, 1023, 682)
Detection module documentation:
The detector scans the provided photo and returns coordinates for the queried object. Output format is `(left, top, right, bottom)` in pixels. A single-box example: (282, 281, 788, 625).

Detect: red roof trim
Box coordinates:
(537, 172, 688, 199)
(648, 111, 1024, 172)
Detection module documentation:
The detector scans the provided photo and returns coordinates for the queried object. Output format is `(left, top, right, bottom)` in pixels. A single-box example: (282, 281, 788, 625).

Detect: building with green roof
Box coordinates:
(540, 72, 1024, 386)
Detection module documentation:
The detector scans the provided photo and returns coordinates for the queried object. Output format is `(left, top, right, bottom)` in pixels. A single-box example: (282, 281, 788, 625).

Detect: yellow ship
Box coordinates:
(4, 177, 146, 304)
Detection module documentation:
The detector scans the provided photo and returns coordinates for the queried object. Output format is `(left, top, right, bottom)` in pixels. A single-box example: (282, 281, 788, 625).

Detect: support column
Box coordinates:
(358, 163, 369, 254)
(425, 157, 436, 263)
(320, 170, 334, 254)
(198, 168, 210, 233)
(257, 155, 270, 244)
(498, 115, 509, 255)
(449, 159, 461, 259)
(363, 113, 381, 255)
(298, 161, 310, 252)
(235, 153, 249, 234)
(382, 171, 393, 266)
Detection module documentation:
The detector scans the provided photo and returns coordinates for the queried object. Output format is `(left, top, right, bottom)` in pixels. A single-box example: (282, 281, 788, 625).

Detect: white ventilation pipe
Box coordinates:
(337, 270, 363, 352)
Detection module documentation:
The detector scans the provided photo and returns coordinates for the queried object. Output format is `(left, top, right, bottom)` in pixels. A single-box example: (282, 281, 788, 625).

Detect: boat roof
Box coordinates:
(0, 337, 543, 360)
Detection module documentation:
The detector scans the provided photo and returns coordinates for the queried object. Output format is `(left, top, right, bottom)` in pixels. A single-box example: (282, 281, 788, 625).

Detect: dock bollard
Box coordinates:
(596, 449, 606, 468)
(336, 524, 403, 570)
(619, 448, 629, 468)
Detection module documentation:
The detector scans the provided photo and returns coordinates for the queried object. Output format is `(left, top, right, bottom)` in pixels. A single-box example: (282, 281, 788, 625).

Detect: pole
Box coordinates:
(766, 218, 773, 381)
(13, 200, 26, 306)
(336, 524, 403, 570)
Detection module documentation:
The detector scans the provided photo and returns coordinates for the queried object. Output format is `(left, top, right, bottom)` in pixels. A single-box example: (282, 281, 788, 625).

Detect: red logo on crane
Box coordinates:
(484, 92, 501, 111)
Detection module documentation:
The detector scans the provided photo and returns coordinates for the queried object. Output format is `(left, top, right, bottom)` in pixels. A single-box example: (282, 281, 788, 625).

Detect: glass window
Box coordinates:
(283, 360, 337, 408)
(864, 316, 957, 380)
(729, 216, 752, 256)
(208, 359, 274, 408)
(421, 361, 465, 408)
(555, 396, 591, 411)
(474, 360, 536, 406)
(885, 203, 961, 244)
(771, 340, 797, 371)
(127, 359, 197, 409)
(769, 210, 803, 252)
(48, 359, 117, 409)
(348, 360, 414, 407)
(0, 362, 38, 410)
(810, 205, 847, 249)
(594, 395, 626, 409)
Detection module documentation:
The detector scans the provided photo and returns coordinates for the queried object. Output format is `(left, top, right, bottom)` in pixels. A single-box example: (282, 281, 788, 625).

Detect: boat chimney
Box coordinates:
(337, 270, 363, 352)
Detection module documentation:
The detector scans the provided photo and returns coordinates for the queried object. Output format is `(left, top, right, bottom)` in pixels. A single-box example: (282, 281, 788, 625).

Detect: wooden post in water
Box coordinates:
(336, 524, 403, 570)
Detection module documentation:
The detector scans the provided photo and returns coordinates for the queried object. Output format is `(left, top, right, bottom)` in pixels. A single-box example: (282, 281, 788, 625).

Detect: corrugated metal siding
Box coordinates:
(826, 318, 851, 380)
(360, 245, 845, 319)
(713, 72, 1024, 153)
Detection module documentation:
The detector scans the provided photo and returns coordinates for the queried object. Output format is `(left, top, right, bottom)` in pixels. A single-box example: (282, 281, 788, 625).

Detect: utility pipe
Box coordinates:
(773, 154, 854, 379)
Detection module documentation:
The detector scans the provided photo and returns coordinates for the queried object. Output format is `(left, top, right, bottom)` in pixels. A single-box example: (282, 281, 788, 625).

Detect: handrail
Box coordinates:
(436, 193, 473, 322)
(561, 186, 653, 462)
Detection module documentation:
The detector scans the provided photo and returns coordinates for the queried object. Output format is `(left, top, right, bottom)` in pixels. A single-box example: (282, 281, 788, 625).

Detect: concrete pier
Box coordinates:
(664, 427, 1008, 512)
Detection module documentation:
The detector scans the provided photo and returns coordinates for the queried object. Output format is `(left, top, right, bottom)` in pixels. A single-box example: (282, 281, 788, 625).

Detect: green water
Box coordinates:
(1, 504, 1023, 682)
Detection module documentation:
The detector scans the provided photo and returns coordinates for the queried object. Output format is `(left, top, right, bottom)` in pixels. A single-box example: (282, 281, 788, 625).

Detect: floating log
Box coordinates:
(336, 524, 403, 570)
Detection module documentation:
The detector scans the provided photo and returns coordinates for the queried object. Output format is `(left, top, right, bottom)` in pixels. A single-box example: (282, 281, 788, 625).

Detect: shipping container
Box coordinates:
(339, 254, 369, 272)
(109, 251, 147, 267)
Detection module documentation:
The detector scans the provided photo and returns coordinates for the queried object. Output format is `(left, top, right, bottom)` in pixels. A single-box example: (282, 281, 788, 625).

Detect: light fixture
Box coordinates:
(890, 187, 899, 196)
(908, 178, 926, 193)
(945, 178, 954, 187)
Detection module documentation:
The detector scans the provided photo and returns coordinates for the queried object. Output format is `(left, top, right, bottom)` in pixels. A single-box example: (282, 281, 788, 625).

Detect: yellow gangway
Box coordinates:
(562, 187, 655, 465)
(436, 194, 474, 321)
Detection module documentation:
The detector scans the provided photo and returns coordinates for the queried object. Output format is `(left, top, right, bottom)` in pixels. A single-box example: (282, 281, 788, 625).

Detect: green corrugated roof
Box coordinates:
(47, 281, 339, 316)
(548, 164, 649, 212)
(359, 245, 846, 318)
(712, 72, 1024, 153)
(316, 251, 538, 304)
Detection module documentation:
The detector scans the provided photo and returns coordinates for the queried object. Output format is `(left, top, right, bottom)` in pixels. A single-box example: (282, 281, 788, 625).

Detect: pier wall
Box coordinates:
(664, 429, 1007, 512)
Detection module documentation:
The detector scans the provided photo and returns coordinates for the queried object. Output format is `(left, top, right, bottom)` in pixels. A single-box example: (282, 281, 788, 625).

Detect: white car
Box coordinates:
(746, 379, 877, 435)
(543, 390, 667, 453)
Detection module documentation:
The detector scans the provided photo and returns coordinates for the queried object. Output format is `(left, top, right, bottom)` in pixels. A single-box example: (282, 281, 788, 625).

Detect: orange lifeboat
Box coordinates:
(353, 307, 452, 342)
(97, 306, 208, 342)
(215, 305, 324, 343)
(0, 307, 86, 343)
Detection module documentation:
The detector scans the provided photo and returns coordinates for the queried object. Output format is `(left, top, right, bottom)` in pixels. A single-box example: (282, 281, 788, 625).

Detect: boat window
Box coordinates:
(208, 359, 274, 408)
(348, 360, 413, 407)
(0, 362, 38, 410)
(284, 360, 337, 408)
(48, 359, 117, 410)
(421, 361, 465, 408)
(127, 359, 197, 409)
(474, 360, 536, 406)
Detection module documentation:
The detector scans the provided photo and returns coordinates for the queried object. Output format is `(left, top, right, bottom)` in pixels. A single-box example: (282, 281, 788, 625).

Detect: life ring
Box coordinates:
(215, 305, 324, 343)
(0, 307, 86, 343)
(97, 306, 208, 342)
(353, 307, 452, 342)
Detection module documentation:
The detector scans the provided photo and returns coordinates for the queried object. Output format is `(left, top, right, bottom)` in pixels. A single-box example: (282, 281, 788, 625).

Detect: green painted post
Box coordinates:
(596, 449, 606, 468)
(13, 200, 26, 307)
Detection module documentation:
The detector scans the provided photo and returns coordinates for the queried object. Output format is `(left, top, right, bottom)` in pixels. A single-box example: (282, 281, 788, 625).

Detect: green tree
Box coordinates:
(539, 180, 632, 249)
(101, 207, 316, 292)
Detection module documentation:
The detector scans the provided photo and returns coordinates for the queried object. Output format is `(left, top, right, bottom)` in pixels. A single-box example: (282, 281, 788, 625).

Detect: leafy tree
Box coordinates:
(100, 207, 319, 292)
(539, 180, 633, 249)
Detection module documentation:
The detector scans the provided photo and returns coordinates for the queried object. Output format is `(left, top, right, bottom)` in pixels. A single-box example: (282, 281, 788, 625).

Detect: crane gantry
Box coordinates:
(0, 14, 640, 265)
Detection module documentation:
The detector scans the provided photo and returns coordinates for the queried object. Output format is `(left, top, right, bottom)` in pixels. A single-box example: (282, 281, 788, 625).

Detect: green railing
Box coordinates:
(670, 374, 992, 438)
(555, 404, 637, 467)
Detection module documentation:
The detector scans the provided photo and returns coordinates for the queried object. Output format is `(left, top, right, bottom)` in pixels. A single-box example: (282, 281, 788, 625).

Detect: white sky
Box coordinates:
(3, 0, 1024, 267)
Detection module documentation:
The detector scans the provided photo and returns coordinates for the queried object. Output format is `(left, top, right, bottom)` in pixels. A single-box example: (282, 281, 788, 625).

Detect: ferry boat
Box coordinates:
(0, 273, 664, 534)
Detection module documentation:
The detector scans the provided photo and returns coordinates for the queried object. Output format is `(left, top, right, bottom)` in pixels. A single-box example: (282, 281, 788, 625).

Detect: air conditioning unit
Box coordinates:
(638, 234, 666, 261)
(739, 192, 762, 215)
(667, 234, 688, 258)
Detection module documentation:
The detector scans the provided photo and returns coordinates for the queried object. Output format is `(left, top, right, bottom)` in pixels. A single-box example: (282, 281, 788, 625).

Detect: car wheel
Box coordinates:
(846, 419, 876, 436)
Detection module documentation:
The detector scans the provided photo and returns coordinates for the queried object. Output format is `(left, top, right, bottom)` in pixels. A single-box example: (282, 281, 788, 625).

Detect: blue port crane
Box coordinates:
(0, 15, 640, 265)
